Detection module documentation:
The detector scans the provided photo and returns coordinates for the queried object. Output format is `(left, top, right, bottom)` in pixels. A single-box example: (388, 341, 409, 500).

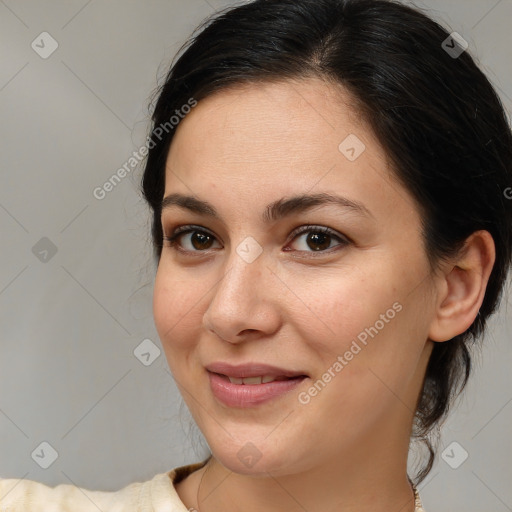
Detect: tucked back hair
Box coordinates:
(141, 0, 512, 484)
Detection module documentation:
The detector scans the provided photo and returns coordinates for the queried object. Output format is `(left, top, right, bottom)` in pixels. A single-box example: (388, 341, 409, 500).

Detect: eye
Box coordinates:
(163, 224, 349, 255)
(163, 225, 221, 253)
(286, 225, 349, 253)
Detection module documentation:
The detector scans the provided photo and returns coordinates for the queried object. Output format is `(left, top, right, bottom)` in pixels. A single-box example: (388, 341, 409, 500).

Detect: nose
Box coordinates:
(202, 248, 281, 344)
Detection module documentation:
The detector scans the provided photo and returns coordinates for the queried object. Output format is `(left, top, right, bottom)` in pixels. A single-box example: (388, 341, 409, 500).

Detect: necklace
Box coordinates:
(196, 458, 212, 510)
(196, 462, 426, 512)
(412, 483, 426, 511)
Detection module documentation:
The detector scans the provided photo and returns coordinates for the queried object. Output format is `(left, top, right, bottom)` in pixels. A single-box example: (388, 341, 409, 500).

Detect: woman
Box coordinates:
(1, 0, 510, 510)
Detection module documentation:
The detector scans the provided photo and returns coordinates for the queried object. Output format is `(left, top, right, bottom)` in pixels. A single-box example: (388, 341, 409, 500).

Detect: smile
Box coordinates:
(207, 371, 308, 408)
(224, 375, 293, 384)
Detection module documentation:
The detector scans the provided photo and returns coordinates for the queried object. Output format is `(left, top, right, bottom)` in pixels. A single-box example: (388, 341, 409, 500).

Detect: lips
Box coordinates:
(205, 362, 309, 407)
(205, 362, 308, 379)
(223, 375, 291, 384)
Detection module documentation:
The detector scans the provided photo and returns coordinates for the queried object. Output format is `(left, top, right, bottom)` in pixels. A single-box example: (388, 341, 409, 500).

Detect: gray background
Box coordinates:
(0, 1, 510, 511)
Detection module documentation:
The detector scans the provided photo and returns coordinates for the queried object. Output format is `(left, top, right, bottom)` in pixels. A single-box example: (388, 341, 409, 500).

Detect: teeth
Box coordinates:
(227, 375, 279, 385)
(243, 376, 263, 385)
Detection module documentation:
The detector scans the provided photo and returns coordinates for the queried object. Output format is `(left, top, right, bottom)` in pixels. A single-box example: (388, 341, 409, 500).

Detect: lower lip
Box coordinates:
(208, 372, 307, 408)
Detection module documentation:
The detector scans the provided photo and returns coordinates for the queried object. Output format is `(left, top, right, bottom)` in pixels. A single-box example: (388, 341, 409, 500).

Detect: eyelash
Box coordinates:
(162, 224, 350, 257)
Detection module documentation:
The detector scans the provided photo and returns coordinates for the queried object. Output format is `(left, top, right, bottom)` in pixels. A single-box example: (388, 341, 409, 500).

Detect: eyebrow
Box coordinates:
(161, 192, 374, 223)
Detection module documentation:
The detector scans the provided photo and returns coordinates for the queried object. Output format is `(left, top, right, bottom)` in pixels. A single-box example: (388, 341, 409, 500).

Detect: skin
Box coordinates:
(152, 77, 495, 512)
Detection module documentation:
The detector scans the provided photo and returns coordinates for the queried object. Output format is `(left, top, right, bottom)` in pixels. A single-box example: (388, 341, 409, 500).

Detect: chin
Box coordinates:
(208, 437, 308, 478)
(215, 452, 282, 477)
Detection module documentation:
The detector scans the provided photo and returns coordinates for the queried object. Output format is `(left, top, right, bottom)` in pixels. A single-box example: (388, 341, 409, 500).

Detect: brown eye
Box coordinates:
(189, 231, 215, 250)
(164, 226, 222, 253)
(288, 226, 349, 253)
(305, 232, 332, 251)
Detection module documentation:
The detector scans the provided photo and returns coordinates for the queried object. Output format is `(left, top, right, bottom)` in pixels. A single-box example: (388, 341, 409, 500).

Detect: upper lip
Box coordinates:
(206, 362, 308, 379)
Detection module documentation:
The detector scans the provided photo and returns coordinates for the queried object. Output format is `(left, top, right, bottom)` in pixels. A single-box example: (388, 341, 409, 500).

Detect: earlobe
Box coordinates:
(428, 230, 495, 342)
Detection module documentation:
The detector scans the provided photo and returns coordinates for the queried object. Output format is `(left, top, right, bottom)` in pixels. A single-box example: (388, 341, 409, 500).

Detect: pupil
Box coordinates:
(307, 232, 330, 251)
(192, 232, 212, 250)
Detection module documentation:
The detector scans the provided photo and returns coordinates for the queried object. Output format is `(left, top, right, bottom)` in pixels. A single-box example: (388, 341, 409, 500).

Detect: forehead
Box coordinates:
(163, 78, 414, 227)
(167, 78, 387, 175)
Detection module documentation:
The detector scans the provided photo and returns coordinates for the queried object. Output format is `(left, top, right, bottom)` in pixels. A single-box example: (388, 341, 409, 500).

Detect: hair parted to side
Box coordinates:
(141, 0, 512, 484)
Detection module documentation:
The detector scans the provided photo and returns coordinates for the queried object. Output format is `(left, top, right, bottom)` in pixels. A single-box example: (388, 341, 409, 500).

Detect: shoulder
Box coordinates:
(0, 469, 190, 511)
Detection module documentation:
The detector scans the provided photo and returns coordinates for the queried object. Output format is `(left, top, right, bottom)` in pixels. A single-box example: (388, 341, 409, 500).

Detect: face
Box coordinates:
(153, 78, 436, 477)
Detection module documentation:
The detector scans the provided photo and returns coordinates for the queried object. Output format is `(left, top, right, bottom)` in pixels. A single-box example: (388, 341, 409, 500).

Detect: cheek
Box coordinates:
(287, 268, 381, 356)
(153, 263, 204, 359)
(295, 263, 416, 374)
(294, 275, 416, 433)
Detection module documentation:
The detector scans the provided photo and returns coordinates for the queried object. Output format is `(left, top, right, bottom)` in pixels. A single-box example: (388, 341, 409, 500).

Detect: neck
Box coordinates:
(190, 422, 417, 512)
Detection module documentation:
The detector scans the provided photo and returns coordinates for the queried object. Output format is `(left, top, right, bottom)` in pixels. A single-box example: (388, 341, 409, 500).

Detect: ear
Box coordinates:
(428, 230, 496, 342)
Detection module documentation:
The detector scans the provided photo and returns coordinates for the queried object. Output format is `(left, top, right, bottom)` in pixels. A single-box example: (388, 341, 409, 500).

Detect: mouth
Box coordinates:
(213, 374, 302, 385)
(205, 361, 309, 379)
(205, 362, 309, 407)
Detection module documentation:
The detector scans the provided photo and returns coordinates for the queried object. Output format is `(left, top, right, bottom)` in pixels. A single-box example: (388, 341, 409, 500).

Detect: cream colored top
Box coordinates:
(0, 460, 426, 511)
